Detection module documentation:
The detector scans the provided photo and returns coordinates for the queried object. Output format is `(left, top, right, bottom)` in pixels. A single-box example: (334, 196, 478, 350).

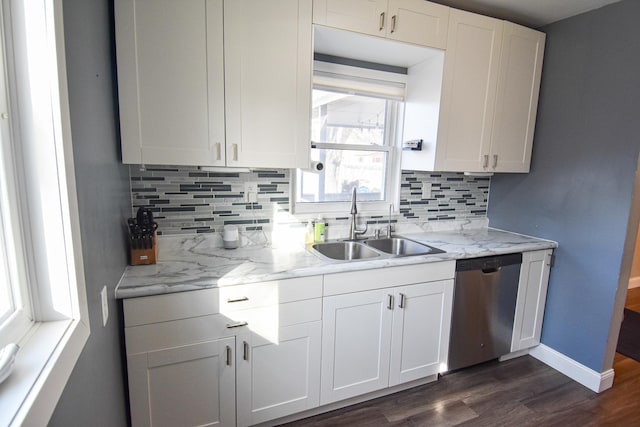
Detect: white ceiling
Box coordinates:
(430, 0, 622, 27)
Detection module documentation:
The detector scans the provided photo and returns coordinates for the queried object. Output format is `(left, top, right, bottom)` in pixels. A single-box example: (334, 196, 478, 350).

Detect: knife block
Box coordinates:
(130, 231, 158, 265)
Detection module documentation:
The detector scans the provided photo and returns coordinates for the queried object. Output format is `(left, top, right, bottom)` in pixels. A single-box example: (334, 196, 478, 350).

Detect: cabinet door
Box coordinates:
(321, 289, 393, 404)
(236, 322, 321, 426)
(511, 250, 552, 351)
(115, 0, 225, 166)
(312, 0, 388, 37)
(389, 280, 453, 386)
(490, 23, 546, 173)
(224, 0, 312, 169)
(128, 337, 236, 427)
(435, 9, 503, 172)
(386, 0, 449, 48)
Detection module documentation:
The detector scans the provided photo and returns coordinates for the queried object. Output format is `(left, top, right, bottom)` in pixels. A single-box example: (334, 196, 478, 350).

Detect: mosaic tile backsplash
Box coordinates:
(129, 166, 490, 237)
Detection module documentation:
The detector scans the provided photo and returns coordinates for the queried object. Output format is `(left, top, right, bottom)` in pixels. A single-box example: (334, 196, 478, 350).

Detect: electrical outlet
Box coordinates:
(244, 181, 258, 203)
(422, 183, 432, 199)
(101, 286, 109, 327)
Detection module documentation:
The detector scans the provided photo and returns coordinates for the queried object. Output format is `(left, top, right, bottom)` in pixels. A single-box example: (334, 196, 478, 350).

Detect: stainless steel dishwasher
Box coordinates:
(448, 253, 522, 372)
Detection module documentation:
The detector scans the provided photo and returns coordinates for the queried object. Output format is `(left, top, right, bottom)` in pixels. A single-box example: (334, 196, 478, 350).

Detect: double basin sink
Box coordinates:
(312, 237, 444, 261)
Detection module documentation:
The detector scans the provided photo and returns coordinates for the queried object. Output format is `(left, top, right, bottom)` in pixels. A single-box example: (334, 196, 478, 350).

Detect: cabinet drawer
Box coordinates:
(323, 261, 455, 296)
(124, 288, 220, 327)
(219, 275, 322, 311)
(125, 314, 233, 355)
(228, 298, 323, 343)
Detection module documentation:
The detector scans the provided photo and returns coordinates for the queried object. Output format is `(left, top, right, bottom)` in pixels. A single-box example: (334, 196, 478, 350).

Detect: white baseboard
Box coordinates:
(529, 344, 614, 393)
(629, 276, 640, 289)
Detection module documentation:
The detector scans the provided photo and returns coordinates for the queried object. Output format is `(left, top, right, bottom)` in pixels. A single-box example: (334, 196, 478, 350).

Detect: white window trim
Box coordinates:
(293, 61, 405, 215)
(0, 1, 90, 426)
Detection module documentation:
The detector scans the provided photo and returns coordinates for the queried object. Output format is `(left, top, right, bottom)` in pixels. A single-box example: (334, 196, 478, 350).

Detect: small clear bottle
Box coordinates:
(305, 220, 314, 245)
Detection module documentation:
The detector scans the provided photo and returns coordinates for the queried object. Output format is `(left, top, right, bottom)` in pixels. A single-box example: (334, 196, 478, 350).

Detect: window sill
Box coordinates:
(0, 318, 89, 426)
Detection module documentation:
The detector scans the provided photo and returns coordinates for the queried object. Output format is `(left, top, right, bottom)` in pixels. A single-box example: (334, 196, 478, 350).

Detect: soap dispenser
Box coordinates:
(314, 215, 326, 242)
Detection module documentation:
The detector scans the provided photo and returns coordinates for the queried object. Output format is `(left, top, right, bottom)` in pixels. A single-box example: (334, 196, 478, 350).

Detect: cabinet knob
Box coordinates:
(387, 294, 394, 310)
(493, 154, 498, 169)
(243, 341, 249, 361)
(391, 15, 397, 33)
(379, 12, 385, 31)
(483, 154, 489, 169)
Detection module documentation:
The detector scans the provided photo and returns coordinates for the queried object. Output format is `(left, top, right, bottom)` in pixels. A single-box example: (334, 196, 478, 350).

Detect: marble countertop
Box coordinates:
(115, 227, 557, 299)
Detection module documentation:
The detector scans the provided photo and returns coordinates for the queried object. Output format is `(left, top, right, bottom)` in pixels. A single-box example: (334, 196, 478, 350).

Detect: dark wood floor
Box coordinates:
(281, 288, 640, 426)
(625, 286, 640, 312)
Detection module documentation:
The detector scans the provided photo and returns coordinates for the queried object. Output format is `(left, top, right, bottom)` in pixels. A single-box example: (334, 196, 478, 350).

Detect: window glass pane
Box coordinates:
(299, 148, 387, 203)
(312, 90, 386, 146)
(0, 228, 13, 324)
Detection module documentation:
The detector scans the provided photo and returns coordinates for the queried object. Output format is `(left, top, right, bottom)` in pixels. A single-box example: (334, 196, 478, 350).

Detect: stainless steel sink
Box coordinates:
(312, 241, 381, 261)
(363, 237, 445, 256)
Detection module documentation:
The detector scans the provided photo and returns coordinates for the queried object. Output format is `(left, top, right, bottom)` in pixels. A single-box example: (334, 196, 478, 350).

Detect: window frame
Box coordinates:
(292, 61, 405, 215)
(0, 1, 90, 426)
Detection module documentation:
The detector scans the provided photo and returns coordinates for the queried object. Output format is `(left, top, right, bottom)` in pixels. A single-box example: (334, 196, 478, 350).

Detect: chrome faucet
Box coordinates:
(348, 187, 367, 240)
(385, 203, 394, 238)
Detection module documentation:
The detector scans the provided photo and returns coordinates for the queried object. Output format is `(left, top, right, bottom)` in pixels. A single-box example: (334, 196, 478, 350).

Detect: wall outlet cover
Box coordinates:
(244, 181, 258, 203)
(101, 286, 109, 327)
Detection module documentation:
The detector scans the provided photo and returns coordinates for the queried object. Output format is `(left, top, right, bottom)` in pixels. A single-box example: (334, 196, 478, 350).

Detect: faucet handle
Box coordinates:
(385, 223, 394, 238)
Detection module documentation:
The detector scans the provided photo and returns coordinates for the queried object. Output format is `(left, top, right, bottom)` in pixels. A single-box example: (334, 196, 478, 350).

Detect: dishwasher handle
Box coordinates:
(456, 253, 522, 272)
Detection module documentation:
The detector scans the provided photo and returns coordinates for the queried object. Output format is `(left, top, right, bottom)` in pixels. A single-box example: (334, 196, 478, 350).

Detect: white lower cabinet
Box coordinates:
(123, 254, 552, 426)
(320, 263, 455, 405)
(128, 336, 236, 427)
(389, 281, 453, 386)
(236, 322, 321, 426)
(321, 288, 394, 403)
(511, 249, 553, 351)
(124, 276, 323, 427)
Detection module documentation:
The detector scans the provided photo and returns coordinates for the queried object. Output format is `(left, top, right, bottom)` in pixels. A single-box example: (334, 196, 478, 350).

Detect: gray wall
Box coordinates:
(48, 0, 131, 425)
(488, 0, 640, 372)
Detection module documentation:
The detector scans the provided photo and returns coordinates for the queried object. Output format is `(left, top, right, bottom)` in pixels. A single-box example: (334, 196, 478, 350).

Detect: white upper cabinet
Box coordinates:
(402, 9, 545, 173)
(224, 0, 312, 169)
(386, 0, 449, 48)
(115, 0, 225, 166)
(115, 0, 312, 169)
(490, 22, 546, 173)
(313, 0, 387, 38)
(313, 0, 449, 49)
(434, 9, 504, 172)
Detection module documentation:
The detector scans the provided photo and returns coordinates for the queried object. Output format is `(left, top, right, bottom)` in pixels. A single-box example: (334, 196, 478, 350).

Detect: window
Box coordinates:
(294, 61, 405, 214)
(0, 1, 90, 425)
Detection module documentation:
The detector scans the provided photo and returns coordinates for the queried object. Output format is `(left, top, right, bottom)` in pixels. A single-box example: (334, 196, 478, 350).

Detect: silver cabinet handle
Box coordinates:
(379, 12, 385, 30)
(391, 15, 397, 33)
(226, 321, 248, 329)
(232, 143, 239, 161)
(483, 154, 489, 168)
(398, 293, 406, 309)
(243, 341, 249, 361)
(227, 296, 249, 303)
(387, 294, 394, 310)
(225, 345, 232, 366)
(493, 154, 498, 169)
